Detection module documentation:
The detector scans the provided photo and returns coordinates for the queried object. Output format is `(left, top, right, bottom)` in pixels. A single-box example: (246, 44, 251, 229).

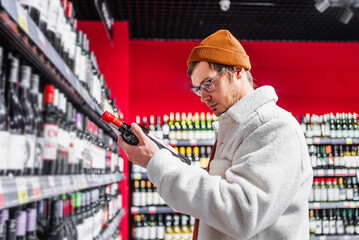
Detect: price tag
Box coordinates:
(61, 176, 71, 192)
(344, 201, 350, 208)
(313, 138, 321, 145)
(349, 169, 356, 176)
(317, 169, 324, 177)
(0, 179, 4, 208)
(31, 177, 42, 200)
(306, 138, 313, 145)
(319, 236, 327, 240)
(148, 206, 156, 214)
(169, 140, 178, 146)
(346, 138, 353, 145)
(17, 11, 29, 34)
(313, 202, 321, 210)
(335, 169, 342, 176)
(327, 169, 334, 176)
(343, 236, 351, 240)
(189, 139, 197, 146)
(15, 177, 29, 204)
(48, 176, 55, 194)
(81, 175, 87, 188)
(173, 208, 178, 213)
(131, 207, 139, 214)
(134, 173, 142, 180)
(350, 201, 356, 208)
(342, 169, 348, 176)
(37, 28, 46, 53)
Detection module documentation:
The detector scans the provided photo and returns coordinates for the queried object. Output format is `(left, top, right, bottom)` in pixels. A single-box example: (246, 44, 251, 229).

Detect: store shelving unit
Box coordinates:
(97, 208, 125, 240)
(310, 236, 359, 240)
(131, 206, 178, 215)
(306, 138, 359, 145)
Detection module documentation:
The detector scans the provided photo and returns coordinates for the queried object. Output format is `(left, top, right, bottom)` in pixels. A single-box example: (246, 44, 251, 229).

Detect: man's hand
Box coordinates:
(117, 123, 160, 168)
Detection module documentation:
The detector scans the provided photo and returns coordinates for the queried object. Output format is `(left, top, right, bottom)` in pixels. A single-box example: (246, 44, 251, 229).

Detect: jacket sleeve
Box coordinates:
(147, 118, 306, 239)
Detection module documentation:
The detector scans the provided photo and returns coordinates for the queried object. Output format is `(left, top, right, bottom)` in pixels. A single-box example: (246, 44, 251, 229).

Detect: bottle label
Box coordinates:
(0, 131, 9, 170)
(39, 1, 48, 22)
(132, 192, 141, 206)
(43, 124, 58, 161)
(157, 226, 165, 239)
(15, 211, 27, 236)
(68, 131, 76, 164)
(7, 134, 27, 170)
(24, 134, 36, 170)
(336, 220, 344, 234)
(26, 208, 37, 232)
(47, 0, 58, 32)
(315, 220, 322, 235)
(34, 137, 44, 170)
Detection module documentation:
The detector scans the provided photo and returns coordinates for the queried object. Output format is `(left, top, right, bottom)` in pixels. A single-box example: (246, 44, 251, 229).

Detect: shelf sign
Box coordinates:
(94, 0, 114, 42)
(16, 178, 29, 204)
(0, 180, 4, 208)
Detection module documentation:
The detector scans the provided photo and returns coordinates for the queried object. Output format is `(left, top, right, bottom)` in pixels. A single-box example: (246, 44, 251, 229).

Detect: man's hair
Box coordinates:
(187, 61, 254, 87)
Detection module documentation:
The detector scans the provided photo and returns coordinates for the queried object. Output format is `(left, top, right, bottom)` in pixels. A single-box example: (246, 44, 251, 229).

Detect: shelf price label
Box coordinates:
(133, 173, 142, 180)
(37, 28, 47, 53)
(327, 169, 334, 176)
(0, 180, 4, 208)
(346, 138, 353, 145)
(313, 138, 321, 145)
(313, 203, 320, 210)
(17, 8, 29, 34)
(48, 176, 55, 195)
(148, 206, 156, 214)
(16, 178, 29, 204)
(306, 138, 313, 145)
(317, 169, 324, 177)
(319, 236, 327, 240)
(31, 177, 42, 200)
(131, 207, 139, 214)
(61, 176, 71, 192)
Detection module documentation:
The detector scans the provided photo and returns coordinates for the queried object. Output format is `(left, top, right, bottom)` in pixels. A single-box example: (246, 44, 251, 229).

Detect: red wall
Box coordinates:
(130, 40, 359, 121)
(77, 21, 130, 240)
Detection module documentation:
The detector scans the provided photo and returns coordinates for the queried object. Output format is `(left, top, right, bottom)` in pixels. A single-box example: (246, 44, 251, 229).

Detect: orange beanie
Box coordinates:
(187, 29, 251, 70)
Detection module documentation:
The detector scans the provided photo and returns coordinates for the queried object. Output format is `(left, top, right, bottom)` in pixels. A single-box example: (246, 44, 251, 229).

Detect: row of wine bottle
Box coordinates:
(132, 146, 213, 174)
(309, 145, 359, 170)
(136, 112, 216, 141)
(301, 113, 359, 138)
(310, 177, 359, 202)
(17, 0, 116, 113)
(0, 47, 123, 176)
(132, 180, 166, 207)
(0, 182, 122, 240)
(132, 214, 195, 240)
(310, 208, 359, 236)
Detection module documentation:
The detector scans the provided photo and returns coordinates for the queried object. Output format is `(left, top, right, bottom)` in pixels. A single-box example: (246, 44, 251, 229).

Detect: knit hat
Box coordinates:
(187, 29, 251, 70)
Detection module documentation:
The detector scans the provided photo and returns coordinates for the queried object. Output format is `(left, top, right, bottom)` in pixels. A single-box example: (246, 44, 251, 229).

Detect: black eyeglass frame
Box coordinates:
(191, 70, 223, 96)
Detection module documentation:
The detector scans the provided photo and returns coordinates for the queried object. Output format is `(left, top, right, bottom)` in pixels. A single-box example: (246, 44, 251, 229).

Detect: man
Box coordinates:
(118, 30, 313, 240)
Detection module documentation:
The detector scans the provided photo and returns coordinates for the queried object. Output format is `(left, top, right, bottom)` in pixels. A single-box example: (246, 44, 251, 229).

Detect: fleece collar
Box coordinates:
(212, 86, 278, 133)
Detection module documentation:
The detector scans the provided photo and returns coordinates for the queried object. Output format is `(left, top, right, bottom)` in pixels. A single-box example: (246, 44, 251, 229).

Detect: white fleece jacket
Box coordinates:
(147, 86, 313, 240)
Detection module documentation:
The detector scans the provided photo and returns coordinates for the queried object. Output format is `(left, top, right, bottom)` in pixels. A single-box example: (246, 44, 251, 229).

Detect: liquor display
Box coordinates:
(0, 182, 123, 240)
(101, 111, 191, 165)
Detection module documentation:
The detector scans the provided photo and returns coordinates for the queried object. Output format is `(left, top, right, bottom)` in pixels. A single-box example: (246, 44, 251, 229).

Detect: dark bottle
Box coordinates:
(56, 93, 68, 175)
(20, 66, 36, 176)
(0, 47, 8, 175)
(7, 58, 26, 176)
(38, 1, 48, 34)
(326, 145, 334, 170)
(46, 0, 60, 52)
(15, 207, 26, 240)
(42, 85, 59, 175)
(48, 197, 63, 240)
(75, 112, 84, 174)
(162, 114, 170, 140)
(155, 116, 163, 140)
(101, 111, 191, 165)
(66, 103, 76, 174)
(0, 210, 8, 240)
(25, 203, 37, 240)
(30, 74, 43, 175)
(6, 208, 17, 240)
(19, 1, 41, 26)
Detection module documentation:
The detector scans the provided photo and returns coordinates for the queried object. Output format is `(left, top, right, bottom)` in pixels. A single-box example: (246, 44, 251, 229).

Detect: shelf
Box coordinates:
(0, 172, 125, 210)
(131, 173, 148, 180)
(166, 139, 215, 147)
(313, 169, 358, 177)
(131, 206, 178, 215)
(311, 236, 359, 240)
(306, 138, 359, 145)
(96, 208, 125, 240)
(309, 201, 359, 210)
(0, 0, 117, 139)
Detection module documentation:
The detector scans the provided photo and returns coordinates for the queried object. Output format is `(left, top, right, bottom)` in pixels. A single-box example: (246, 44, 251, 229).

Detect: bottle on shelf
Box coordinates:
(0, 46, 8, 176)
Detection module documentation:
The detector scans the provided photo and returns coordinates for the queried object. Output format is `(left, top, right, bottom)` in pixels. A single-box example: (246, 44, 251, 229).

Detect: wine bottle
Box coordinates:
(38, 0, 48, 34)
(0, 210, 8, 240)
(155, 116, 163, 140)
(46, 0, 60, 51)
(30, 74, 43, 175)
(42, 85, 59, 175)
(101, 111, 191, 165)
(0, 47, 9, 176)
(25, 203, 37, 240)
(19, 0, 41, 26)
(6, 208, 17, 240)
(162, 115, 170, 140)
(7, 57, 26, 176)
(15, 207, 26, 240)
(20, 65, 36, 176)
(66, 103, 76, 174)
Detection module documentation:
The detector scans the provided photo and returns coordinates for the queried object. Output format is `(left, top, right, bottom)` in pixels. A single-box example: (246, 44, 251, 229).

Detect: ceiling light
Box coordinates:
(315, 0, 331, 13)
(338, 7, 354, 24)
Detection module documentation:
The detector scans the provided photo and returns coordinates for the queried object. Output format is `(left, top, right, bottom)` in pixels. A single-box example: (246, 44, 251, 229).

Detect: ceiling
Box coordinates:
(73, 0, 359, 42)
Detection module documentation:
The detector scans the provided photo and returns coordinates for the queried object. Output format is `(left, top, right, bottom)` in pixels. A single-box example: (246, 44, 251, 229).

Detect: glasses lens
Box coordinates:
(191, 87, 201, 96)
(202, 82, 215, 93)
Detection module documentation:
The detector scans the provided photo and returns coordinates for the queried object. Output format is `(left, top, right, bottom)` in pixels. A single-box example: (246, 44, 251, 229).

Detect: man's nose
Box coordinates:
(201, 91, 211, 102)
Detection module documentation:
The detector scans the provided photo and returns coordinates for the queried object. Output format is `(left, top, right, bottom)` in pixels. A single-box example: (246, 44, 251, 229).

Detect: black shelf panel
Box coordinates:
(166, 139, 215, 147)
(309, 201, 359, 210)
(306, 138, 359, 145)
(0, 0, 116, 139)
(313, 169, 358, 177)
(0, 172, 125, 210)
(311, 236, 359, 240)
(130, 206, 178, 215)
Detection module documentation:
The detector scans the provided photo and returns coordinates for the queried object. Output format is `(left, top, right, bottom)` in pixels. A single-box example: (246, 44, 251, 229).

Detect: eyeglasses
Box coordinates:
(191, 70, 223, 96)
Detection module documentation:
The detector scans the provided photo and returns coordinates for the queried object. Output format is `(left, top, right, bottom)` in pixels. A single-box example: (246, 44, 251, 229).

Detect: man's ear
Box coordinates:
(235, 67, 245, 80)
